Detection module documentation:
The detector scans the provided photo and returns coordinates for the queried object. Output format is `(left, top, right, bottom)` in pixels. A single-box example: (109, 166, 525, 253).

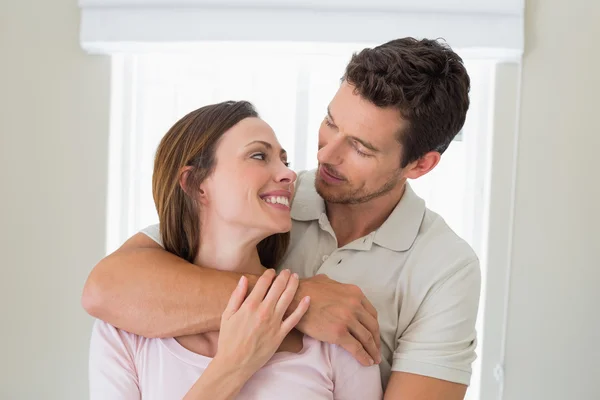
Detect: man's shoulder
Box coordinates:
(296, 169, 313, 181)
(408, 207, 479, 280)
(292, 169, 316, 198)
(290, 169, 324, 222)
(422, 208, 476, 252)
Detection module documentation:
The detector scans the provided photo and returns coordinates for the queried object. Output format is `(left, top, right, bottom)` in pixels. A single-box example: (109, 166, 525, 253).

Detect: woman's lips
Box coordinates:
(259, 190, 292, 210)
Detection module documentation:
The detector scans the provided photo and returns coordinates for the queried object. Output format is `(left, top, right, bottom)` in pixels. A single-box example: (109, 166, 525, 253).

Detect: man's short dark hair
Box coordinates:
(344, 38, 470, 167)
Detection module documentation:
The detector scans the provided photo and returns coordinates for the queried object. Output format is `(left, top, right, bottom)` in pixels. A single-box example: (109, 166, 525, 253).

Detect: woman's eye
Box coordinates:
(251, 152, 266, 161)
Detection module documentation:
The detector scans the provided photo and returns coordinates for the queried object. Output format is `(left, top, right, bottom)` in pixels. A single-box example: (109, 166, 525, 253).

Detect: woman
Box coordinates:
(89, 101, 382, 399)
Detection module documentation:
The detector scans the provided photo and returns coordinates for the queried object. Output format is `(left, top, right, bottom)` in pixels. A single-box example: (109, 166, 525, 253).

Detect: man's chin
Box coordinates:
(315, 182, 349, 204)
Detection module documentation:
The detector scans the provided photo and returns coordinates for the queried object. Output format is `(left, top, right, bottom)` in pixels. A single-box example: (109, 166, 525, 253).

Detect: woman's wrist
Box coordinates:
(210, 355, 254, 380)
(183, 357, 252, 400)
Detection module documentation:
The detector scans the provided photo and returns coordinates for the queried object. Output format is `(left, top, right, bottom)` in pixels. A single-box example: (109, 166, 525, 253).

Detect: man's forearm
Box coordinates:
(82, 238, 258, 337)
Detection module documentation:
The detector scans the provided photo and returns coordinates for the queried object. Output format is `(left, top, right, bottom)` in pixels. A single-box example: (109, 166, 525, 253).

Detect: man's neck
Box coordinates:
(194, 219, 266, 275)
(326, 182, 406, 248)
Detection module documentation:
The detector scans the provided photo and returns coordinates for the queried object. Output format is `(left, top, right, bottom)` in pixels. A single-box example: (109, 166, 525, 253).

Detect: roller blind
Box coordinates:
(79, 0, 524, 57)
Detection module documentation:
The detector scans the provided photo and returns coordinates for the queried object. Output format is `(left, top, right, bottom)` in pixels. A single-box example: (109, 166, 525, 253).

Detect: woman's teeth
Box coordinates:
(263, 196, 290, 207)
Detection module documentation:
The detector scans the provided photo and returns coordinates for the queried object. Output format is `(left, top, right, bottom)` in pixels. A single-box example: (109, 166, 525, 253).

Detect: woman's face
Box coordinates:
(200, 117, 296, 235)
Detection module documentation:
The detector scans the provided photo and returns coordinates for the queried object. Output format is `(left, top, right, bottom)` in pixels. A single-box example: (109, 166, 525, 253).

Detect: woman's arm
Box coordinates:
(184, 269, 310, 400)
(82, 233, 259, 338)
(88, 320, 141, 400)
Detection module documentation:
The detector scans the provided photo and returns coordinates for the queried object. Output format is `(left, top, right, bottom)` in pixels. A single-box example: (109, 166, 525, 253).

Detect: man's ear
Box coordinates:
(404, 151, 441, 180)
(179, 166, 208, 204)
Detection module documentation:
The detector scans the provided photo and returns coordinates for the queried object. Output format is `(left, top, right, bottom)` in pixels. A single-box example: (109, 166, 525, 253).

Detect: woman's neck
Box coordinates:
(193, 218, 266, 275)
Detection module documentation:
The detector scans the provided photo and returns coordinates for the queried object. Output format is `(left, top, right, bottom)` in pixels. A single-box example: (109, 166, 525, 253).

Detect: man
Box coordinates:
(83, 38, 480, 399)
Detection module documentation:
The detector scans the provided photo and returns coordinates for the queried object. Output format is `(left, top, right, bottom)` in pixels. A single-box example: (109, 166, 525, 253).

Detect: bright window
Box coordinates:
(106, 42, 496, 399)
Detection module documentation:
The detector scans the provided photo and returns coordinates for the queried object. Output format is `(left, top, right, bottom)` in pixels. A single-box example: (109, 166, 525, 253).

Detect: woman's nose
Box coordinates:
(279, 166, 297, 185)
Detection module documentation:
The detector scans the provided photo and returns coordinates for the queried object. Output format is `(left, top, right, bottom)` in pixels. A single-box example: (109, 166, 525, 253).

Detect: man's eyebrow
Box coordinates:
(327, 107, 380, 153)
(245, 140, 287, 156)
(351, 136, 380, 152)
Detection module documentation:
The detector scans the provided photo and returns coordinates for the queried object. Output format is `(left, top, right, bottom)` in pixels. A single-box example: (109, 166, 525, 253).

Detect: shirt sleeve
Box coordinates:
(331, 344, 383, 400)
(140, 224, 163, 247)
(89, 320, 141, 400)
(392, 259, 481, 385)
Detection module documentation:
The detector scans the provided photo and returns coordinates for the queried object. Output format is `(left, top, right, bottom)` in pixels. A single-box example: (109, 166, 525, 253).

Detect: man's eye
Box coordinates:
(351, 141, 371, 157)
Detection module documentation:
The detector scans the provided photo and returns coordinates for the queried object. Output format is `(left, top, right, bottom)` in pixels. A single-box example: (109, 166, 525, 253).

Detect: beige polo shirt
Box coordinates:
(141, 169, 480, 389)
(281, 170, 481, 388)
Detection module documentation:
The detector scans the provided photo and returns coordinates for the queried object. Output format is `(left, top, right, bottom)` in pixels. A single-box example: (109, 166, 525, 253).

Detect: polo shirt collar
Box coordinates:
(290, 170, 426, 252)
(372, 183, 425, 252)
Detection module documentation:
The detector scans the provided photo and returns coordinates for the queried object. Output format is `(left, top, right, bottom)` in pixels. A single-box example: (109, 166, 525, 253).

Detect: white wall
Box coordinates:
(0, 1, 110, 399)
(1, 0, 599, 399)
(503, 0, 600, 399)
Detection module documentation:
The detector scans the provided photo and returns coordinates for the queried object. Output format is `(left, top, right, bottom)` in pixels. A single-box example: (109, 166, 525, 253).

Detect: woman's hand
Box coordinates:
(183, 269, 310, 400)
(215, 268, 310, 373)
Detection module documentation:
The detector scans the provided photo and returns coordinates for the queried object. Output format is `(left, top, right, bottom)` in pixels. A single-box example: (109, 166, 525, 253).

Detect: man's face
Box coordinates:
(315, 81, 407, 204)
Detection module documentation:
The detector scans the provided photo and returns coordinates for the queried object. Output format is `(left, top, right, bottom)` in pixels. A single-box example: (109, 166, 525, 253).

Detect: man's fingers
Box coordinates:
(361, 297, 378, 320)
(357, 307, 381, 357)
(280, 296, 310, 335)
(337, 333, 375, 367)
(274, 272, 300, 318)
(244, 269, 276, 307)
(349, 319, 381, 364)
(223, 276, 248, 320)
(358, 295, 380, 350)
(262, 269, 291, 309)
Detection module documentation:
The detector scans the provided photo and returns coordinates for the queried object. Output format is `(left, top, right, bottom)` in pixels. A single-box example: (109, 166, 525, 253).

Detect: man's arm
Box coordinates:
(82, 233, 258, 338)
(385, 259, 480, 399)
(384, 372, 467, 400)
(82, 231, 380, 366)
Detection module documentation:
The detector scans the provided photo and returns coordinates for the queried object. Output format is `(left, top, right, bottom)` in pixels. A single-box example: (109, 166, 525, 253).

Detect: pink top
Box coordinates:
(89, 320, 383, 399)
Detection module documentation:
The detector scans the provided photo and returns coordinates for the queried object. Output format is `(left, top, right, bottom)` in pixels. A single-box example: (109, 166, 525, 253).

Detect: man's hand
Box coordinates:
(291, 274, 381, 366)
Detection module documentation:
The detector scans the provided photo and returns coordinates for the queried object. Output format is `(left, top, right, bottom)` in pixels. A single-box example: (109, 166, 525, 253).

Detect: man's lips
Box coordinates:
(319, 165, 346, 183)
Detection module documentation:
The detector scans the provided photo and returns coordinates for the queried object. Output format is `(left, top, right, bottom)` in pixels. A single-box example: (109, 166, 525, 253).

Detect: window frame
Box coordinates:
(105, 51, 522, 400)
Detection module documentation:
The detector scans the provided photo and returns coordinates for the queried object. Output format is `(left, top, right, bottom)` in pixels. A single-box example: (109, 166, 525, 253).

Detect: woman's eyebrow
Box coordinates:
(245, 140, 286, 156)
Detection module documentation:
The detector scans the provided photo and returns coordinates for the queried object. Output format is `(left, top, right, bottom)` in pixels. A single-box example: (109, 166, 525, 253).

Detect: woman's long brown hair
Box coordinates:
(152, 100, 290, 268)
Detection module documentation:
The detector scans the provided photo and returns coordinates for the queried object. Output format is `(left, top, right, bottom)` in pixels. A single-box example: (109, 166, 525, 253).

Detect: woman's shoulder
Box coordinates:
(298, 335, 370, 372)
(297, 336, 382, 397)
(325, 340, 383, 398)
(90, 319, 150, 356)
(324, 340, 381, 381)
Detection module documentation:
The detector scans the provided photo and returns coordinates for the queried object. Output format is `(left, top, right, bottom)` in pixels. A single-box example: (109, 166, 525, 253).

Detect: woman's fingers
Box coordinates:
(222, 275, 248, 320)
(262, 269, 291, 309)
(280, 296, 310, 335)
(244, 269, 276, 308)
(274, 272, 300, 318)
(231, 270, 307, 341)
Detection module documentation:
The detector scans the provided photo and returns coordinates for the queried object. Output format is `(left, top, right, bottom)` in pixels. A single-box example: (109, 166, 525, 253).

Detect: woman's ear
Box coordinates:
(197, 183, 208, 205)
(179, 167, 208, 204)
(179, 166, 194, 195)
